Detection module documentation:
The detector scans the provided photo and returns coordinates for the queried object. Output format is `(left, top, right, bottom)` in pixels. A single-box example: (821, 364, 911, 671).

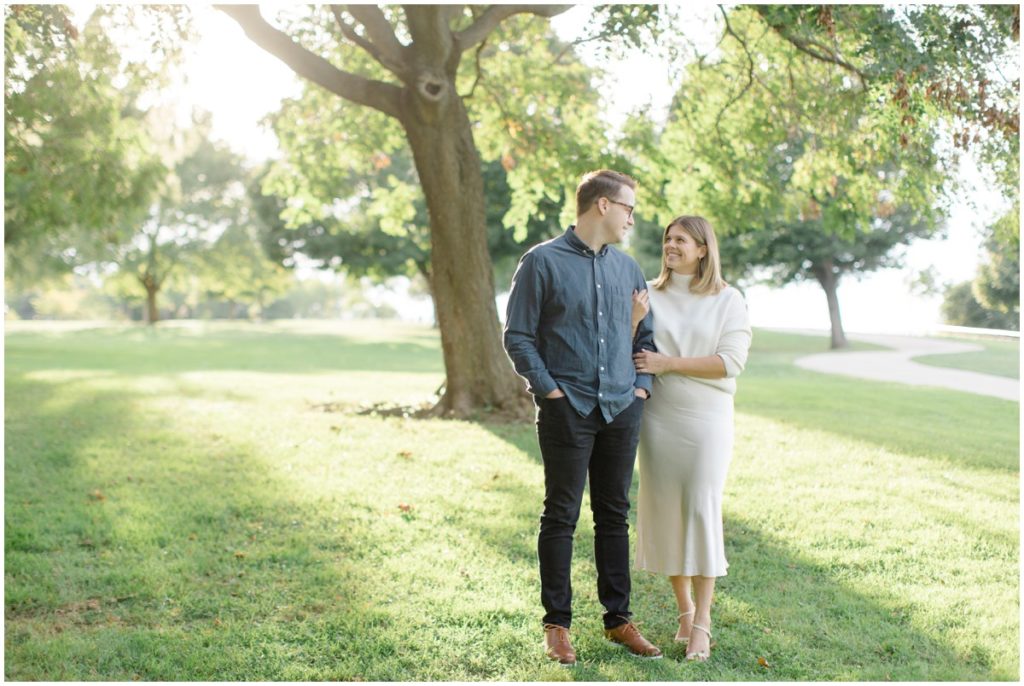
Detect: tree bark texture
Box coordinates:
(812, 260, 848, 349)
(403, 95, 528, 415)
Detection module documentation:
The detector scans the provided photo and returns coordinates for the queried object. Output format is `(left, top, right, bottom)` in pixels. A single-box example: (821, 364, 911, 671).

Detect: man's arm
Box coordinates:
(503, 251, 560, 398)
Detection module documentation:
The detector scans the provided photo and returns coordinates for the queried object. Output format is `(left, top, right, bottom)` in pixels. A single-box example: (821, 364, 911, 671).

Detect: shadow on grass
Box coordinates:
(4, 370, 397, 680)
(468, 419, 1012, 681)
(6, 325, 1016, 680)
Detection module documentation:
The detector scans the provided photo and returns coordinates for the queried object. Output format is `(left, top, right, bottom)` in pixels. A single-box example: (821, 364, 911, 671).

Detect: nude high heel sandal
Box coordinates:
(674, 610, 694, 644)
(685, 623, 713, 661)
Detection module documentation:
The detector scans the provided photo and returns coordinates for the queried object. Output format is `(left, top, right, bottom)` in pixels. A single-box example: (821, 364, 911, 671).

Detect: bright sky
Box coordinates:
(118, 5, 1013, 334)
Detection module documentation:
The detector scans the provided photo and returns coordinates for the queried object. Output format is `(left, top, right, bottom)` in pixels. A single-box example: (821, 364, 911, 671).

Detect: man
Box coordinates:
(503, 170, 661, 665)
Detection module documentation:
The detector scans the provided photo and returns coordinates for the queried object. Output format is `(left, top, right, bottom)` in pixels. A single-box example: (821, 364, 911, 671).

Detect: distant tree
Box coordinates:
(974, 217, 1020, 322)
(198, 220, 292, 320)
(942, 281, 1019, 331)
(4, 6, 162, 279)
(4, 6, 192, 284)
(723, 206, 936, 346)
(101, 112, 248, 324)
(943, 204, 1021, 332)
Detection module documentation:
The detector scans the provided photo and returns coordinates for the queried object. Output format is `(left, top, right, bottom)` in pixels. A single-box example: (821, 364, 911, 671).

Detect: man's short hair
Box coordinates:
(575, 170, 637, 217)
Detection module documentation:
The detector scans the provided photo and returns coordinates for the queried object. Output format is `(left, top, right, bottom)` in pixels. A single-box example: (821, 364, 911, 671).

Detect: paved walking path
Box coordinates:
(783, 330, 1019, 402)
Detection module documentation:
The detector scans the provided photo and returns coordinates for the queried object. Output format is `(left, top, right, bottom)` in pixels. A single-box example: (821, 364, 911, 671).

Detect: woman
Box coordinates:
(630, 215, 752, 661)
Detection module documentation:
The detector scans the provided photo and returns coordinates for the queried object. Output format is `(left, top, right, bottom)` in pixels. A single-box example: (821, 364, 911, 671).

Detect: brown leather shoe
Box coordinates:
(543, 623, 577, 666)
(604, 621, 663, 659)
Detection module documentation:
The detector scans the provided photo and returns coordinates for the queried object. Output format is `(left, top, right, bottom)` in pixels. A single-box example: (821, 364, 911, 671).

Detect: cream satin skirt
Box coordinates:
(635, 375, 734, 577)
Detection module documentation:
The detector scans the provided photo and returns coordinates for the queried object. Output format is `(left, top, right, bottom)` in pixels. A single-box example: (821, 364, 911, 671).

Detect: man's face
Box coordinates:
(602, 186, 636, 244)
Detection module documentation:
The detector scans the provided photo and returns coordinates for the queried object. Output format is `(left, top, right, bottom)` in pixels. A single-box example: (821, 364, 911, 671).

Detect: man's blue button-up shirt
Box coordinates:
(503, 226, 656, 423)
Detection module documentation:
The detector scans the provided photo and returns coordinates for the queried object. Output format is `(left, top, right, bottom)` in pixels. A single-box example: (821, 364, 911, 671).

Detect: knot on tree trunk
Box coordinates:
(417, 73, 446, 102)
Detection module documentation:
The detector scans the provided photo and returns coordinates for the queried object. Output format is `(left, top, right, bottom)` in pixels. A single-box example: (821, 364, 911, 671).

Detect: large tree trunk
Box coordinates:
(811, 260, 848, 349)
(403, 97, 529, 417)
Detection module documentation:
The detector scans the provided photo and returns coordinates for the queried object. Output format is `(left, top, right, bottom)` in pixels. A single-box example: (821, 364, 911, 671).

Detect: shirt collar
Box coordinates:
(565, 225, 608, 256)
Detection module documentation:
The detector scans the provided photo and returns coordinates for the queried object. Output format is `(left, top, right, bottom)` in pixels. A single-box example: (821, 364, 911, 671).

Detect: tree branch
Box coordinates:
(455, 4, 572, 53)
(461, 35, 488, 98)
(344, 5, 406, 66)
(715, 6, 756, 141)
(216, 4, 403, 119)
(754, 7, 868, 88)
(330, 5, 406, 78)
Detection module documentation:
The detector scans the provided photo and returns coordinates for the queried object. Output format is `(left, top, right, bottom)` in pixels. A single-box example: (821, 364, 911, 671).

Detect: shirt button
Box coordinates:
(597, 284, 602, 288)
(600, 338, 604, 344)
(598, 392, 603, 398)
(598, 311, 603, 316)
(600, 366, 605, 371)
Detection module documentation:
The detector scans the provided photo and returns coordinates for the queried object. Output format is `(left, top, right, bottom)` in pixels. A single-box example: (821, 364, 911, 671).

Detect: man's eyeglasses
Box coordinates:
(607, 199, 634, 219)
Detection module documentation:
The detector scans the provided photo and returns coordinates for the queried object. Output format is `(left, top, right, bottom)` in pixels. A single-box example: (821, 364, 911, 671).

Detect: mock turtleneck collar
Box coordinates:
(665, 271, 695, 290)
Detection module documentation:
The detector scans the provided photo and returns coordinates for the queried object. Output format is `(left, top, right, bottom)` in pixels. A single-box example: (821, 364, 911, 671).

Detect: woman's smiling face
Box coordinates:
(663, 224, 707, 275)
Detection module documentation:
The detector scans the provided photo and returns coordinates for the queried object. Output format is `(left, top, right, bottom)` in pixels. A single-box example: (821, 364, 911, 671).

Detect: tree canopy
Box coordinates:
(4, 5, 194, 286)
(628, 7, 949, 347)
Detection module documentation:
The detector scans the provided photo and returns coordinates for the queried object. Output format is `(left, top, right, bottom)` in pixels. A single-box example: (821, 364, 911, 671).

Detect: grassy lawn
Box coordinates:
(5, 321, 1019, 680)
(914, 335, 1020, 380)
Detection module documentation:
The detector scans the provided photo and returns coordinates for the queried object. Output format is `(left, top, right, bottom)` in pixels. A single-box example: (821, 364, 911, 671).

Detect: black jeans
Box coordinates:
(536, 395, 644, 630)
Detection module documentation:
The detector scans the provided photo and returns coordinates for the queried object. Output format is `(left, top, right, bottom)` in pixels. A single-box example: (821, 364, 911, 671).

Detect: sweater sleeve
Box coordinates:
(716, 289, 753, 379)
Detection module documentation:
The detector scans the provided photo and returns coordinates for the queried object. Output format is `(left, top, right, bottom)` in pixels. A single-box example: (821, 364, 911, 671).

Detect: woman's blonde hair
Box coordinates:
(651, 215, 726, 296)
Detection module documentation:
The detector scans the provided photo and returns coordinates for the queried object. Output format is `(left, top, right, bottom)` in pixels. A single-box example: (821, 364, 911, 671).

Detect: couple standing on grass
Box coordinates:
(503, 169, 753, 665)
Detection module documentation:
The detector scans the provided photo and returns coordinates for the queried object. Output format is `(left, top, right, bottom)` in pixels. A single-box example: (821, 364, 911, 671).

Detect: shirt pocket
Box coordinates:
(603, 284, 634, 333)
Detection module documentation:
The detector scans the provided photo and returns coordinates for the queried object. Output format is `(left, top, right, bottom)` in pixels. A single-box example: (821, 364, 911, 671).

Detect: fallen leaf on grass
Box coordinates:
(762, 627, 771, 634)
(757, 656, 771, 668)
(233, 551, 247, 559)
(398, 450, 413, 460)
(398, 503, 413, 512)
(56, 598, 102, 616)
(188, 533, 198, 541)
(88, 490, 106, 501)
